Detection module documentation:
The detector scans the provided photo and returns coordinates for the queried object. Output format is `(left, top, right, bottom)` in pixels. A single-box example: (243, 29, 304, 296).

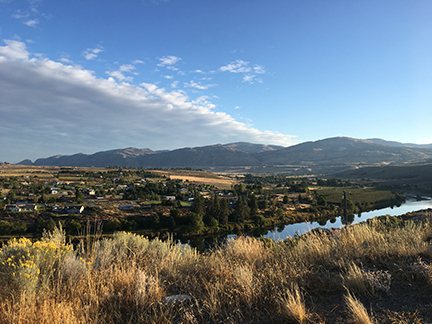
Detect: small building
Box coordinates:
(64, 205, 85, 214)
(165, 196, 176, 201)
(7, 204, 37, 212)
(50, 187, 60, 194)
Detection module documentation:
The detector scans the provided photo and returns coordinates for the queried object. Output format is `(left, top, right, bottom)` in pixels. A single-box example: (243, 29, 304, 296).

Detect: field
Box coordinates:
(318, 187, 397, 205)
(151, 169, 238, 190)
(1, 212, 432, 323)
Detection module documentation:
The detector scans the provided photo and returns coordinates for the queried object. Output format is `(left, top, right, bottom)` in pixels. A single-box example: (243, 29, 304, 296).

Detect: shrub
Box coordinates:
(0, 226, 74, 295)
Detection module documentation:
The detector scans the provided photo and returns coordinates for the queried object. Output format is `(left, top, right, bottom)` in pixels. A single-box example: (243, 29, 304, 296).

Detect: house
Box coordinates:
(64, 205, 85, 214)
(7, 204, 37, 212)
(22, 204, 37, 211)
(83, 188, 95, 195)
(165, 196, 176, 201)
(50, 187, 60, 194)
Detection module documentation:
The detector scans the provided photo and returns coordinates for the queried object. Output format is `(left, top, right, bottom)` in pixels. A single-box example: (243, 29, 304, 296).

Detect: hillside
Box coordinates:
(334, 162, 432, 186)
(19, 137, 432, 174)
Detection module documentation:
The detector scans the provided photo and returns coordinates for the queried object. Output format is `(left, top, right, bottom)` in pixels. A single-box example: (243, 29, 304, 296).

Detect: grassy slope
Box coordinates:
(0, 212, 432, 323)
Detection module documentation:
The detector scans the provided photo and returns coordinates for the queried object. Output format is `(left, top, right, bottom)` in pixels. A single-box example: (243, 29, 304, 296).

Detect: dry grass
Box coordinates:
(279, 285, 308, 323)
(344, 291, 374, 324)
(150, 169, 238, 189)
(0, 218, 432, 323)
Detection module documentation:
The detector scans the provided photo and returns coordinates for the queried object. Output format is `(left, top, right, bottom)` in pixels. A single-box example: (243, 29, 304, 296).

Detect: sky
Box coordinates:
(1, 0, 432, 163)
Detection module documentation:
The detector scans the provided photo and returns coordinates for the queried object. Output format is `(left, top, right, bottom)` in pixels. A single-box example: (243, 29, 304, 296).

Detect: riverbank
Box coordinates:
(1, 213, 432, 323)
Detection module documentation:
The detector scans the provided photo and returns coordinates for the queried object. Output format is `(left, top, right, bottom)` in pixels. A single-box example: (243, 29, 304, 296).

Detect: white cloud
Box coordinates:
(0, 39, 29, 60)
(158, 55, 181, 66)
(220, 60, 251, 73)
(194, 69, 205, 73)
(59, 57, 72, 63)
(24, 19, 39, 27)
(254, 65, 265, 74)
(106, 63, 137, 82)
(132, 59, 144, 64)
(0, 40, 295, 162)
(82, 45, 103, 60)
(243, 75, 255, 84)
(106, 70, 133, 82)
(164, 75, 174, 79)
(171, 80, 179, 88)
(184, 80, 216, 90)
(119, 64, 135, 72)
(12, 11, 30, 19)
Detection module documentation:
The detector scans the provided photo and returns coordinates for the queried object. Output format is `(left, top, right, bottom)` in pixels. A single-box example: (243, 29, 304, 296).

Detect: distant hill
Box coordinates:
(334, 162, 432, 186)
(223, 142, 284, 154)
(253, 137, 432, 170)
(17, 137, 432, 174)
(31, 147, 156, 168)
(367, 138, 432, 149)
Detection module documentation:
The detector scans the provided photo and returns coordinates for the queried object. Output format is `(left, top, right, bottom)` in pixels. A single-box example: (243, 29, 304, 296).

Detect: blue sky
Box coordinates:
(1, 0, 431, 162)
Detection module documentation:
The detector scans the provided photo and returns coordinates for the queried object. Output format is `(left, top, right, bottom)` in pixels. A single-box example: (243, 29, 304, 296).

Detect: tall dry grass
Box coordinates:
(0, 217, 431, 323)
(344, 291, 374, 324)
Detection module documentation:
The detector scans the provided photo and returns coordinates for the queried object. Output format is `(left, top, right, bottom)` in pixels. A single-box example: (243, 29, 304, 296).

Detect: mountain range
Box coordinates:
(16, 137, 432, 174)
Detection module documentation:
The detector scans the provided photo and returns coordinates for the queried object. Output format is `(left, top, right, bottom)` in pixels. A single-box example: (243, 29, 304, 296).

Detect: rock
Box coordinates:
(162, 294, 192, 306)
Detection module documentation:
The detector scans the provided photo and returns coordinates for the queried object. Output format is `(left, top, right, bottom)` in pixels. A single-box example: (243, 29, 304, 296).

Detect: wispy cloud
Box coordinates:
(171, 80, 179, 88)
(132, 59, 144, 64)
(11, 1, 46, 27)
(220, 60, 251, 73)
(243, 75, 255, 84)
(106, 64, 136, 82)
(82, 45, 103, 60)
(119, 64, 135, 72)
(24, 19, 39, 27)
(157, 55, 181, 66)
(220, 60, 265, 84)
(59, 57, 72, 63)
(184, 80, 216, 90)
(254, 65, 265, 74)
(0, 40, 294, 162)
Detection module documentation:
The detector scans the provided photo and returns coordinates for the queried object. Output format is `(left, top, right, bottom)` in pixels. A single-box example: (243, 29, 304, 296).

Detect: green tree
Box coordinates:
(188, 212, 204, 233)
(219, 199, 229, 225)
(192, 194, 205, 217)
(208, 217, 219, 229)
(253, 215, 268, 227)
(248, 194, 258, 217)
(66, 220, 82, 235)
(105, 219, 121, 232)
(12, 221, 27, 234)
(317, 194, 327, 206)
(0, 220, 12, 235)
(75, 187, 84, 204)
(233, 196, 250, 221)
(45, 218, 56, 233)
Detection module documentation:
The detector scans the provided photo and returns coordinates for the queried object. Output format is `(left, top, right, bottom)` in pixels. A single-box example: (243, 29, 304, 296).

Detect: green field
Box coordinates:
(318, 187, 396, 205)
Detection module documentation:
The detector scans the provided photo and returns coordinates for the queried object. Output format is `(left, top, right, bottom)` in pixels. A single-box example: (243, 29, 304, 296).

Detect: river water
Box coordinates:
(182, 197, 432, 251)
(265, 197, 432, 242)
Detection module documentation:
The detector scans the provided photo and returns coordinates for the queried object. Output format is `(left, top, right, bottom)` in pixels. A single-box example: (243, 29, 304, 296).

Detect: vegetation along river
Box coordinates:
(183, 197, 432, 251)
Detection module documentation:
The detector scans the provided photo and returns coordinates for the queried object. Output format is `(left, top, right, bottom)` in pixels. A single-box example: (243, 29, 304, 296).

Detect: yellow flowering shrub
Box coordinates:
(0, 234, 73, 294)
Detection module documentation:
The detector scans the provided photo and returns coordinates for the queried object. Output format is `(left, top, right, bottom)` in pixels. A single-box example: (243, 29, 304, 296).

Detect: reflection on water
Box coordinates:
(180, 198, 432, 251)
(266, 198, 432, 242)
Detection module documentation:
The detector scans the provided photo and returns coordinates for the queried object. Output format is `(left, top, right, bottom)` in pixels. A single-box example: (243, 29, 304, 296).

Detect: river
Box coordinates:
(182, 197, 432, 251)
(265, 197, 432, 242)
